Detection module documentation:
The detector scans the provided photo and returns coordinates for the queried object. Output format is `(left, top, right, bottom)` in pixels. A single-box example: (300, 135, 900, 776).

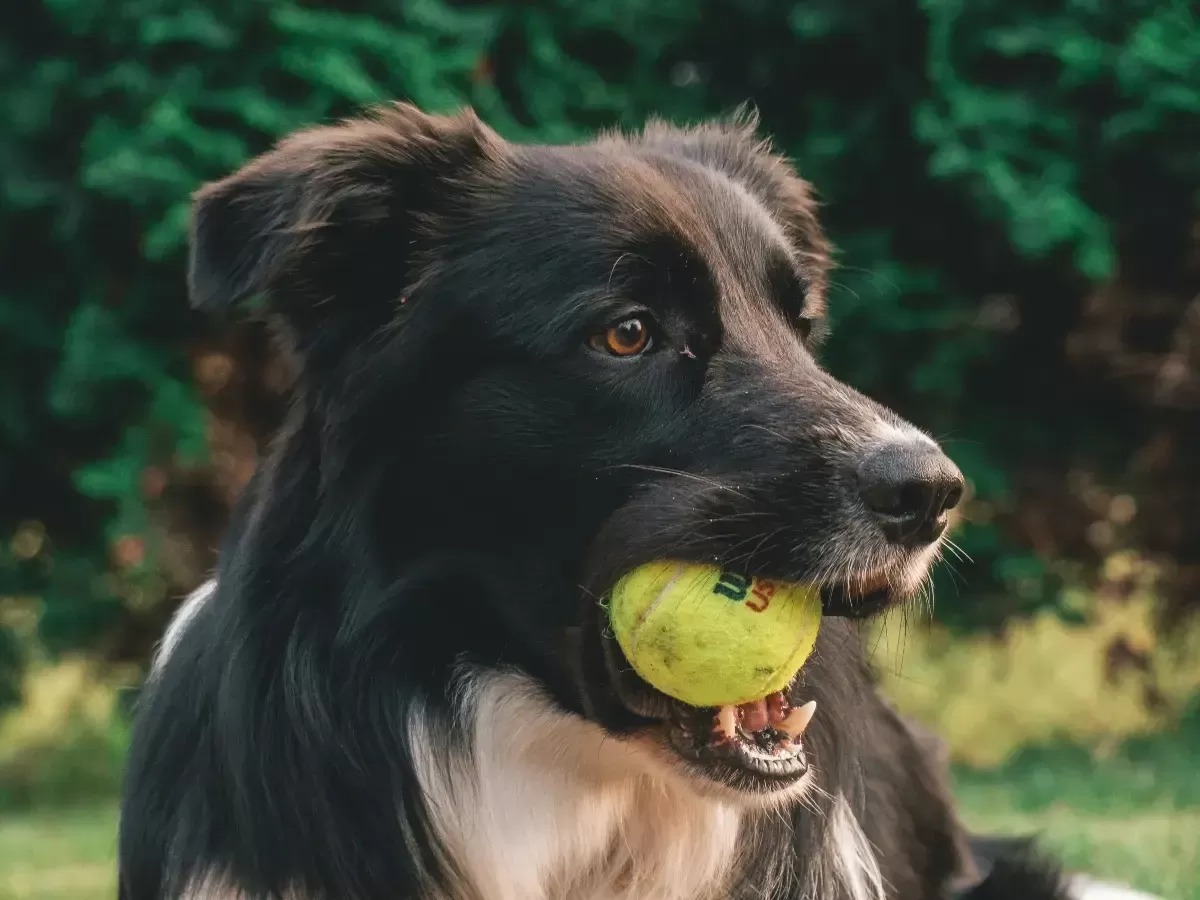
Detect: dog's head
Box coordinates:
(191, 104, 962, 803)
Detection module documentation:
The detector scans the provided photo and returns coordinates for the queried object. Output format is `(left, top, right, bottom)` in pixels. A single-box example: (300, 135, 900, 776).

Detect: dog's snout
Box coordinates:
(856, 439, 964, 546)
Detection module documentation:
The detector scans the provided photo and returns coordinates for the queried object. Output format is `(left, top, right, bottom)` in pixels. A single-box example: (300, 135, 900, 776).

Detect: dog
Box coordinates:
(119, 103, 1078, 900)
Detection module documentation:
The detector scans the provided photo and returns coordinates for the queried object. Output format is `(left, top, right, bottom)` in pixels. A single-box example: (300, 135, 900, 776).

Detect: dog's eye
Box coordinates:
(589, 317, 653, 357)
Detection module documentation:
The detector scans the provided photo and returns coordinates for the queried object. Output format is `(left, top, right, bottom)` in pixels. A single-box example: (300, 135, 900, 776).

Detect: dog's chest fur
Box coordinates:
(410, 671, 748, 900)
(157, 592, 872, 900)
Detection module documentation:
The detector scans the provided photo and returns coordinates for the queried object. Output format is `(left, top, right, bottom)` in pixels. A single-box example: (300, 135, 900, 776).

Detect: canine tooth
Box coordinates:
(716, 705, 738, 740)
(778, 700, 816, 740)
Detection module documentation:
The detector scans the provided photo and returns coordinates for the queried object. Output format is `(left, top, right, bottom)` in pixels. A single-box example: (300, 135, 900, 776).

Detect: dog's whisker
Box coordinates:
(828, 264, 903, 297)
(606, 251, 638, 292)
(942, 537, 973, 564)
(607, 463, 748, 498)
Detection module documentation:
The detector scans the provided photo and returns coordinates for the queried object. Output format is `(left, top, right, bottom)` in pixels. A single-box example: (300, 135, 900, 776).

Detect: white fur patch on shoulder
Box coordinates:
(178, 870, 240, 900)
(826, 793, 886, 900)
(178, 871, 310, 900)
(1066, 875, 1165, 900)
(153, 579, 216, 673)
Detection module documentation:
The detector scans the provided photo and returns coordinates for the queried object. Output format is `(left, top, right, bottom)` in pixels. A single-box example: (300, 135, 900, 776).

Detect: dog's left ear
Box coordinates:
(189, 103, 505, 361)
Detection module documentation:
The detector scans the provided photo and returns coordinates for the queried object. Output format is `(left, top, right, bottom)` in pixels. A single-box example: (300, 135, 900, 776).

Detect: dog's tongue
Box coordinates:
(714, 695, 816, 741)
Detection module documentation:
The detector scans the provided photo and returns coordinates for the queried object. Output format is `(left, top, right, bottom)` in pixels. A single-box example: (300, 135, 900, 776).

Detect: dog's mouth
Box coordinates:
(665, 678, 818, 783)
(598, 570, 897, 790)
(601, 630, 815, 786)
(818, 580, 893, 619)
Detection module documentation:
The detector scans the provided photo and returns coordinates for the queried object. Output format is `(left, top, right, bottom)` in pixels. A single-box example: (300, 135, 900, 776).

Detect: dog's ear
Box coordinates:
(189, 103, 504, 354)
(637, 109, 832, 316)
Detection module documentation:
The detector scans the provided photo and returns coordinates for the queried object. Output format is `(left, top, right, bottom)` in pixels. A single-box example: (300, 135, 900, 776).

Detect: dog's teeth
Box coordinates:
(778, 700, 816, 740)
(767, 691, 789, 725)
(715, 705, 738, 740)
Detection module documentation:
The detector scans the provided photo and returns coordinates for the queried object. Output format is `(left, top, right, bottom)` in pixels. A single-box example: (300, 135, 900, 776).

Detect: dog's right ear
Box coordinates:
(189, 103, 504, 353)
(637, 110, 832, 320)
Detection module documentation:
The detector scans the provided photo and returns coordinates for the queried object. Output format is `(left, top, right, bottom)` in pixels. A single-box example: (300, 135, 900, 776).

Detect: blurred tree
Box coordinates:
(0, 0, 1197, 704)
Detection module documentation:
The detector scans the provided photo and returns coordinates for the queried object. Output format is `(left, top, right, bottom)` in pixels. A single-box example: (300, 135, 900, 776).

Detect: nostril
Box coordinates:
(860, 480, 908, 518)
(862, 478, 932, 520)
(856, 440, 964, 545)
(940, 480, 964, 515)
(899, 480, 936, 519)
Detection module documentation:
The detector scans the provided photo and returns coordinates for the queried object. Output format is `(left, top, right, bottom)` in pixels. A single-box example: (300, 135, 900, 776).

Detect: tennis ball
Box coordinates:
(607, 561, 822, 708)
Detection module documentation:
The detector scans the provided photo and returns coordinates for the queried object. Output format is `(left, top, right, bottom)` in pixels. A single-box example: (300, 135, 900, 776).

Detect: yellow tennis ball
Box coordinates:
(607, 561, 822, 708)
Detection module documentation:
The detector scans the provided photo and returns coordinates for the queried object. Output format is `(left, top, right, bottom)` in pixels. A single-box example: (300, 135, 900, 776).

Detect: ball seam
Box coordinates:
(624, 563, 685, 660)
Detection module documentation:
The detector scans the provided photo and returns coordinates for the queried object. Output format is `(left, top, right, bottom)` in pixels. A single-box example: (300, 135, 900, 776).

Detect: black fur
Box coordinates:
(958, 841, 1067, 900)
(119, 104, 1071, 900)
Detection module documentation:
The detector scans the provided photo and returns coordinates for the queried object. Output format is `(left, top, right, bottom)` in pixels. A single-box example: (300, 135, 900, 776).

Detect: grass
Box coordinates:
(0, 806, 115, 900)
(951, 723, 1200, 900)
(2, 761, 1197, 900)
(961, 802, 1199, 900)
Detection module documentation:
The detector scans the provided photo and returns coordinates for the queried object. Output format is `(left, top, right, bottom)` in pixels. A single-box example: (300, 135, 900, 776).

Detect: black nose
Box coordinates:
(856, 440, 964, 546)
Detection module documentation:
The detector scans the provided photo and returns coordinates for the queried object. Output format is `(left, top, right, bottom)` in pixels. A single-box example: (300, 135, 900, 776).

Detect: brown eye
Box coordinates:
(590, 317, 652, 357)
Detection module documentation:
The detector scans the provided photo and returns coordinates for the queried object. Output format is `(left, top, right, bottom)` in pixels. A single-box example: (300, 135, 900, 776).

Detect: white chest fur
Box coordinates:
(409, 670, 748, 900)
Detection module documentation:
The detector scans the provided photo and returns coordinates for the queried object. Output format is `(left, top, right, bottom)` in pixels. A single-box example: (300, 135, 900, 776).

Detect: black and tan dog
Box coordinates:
(120, 103, 1082, 900)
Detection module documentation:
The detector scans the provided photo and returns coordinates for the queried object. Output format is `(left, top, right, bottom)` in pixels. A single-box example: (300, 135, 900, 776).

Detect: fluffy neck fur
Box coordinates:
(407, 666, 883, 900)
(151, 584, 886, 900)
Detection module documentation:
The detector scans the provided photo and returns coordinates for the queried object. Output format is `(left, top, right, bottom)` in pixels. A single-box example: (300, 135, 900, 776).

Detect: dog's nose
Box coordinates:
(856, 439, 964, 546)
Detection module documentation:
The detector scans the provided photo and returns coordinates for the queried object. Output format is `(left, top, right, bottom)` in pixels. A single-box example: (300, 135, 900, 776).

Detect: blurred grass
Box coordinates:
(0, 806, 116, 900)
(953, 723, 1200, 900)
(0, 659, 131, 810)
(874, 552, 1200, 767)
(961, 802, 1199, 900)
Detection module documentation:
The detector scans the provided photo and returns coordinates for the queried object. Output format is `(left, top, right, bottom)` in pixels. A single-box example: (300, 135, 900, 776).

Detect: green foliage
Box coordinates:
(1, 0, 1197, 699)
(920, 0, 1200, 279)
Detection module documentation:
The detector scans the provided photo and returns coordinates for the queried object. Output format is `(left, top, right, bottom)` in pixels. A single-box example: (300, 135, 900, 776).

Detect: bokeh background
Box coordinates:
(2, 1, 1199, 897)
